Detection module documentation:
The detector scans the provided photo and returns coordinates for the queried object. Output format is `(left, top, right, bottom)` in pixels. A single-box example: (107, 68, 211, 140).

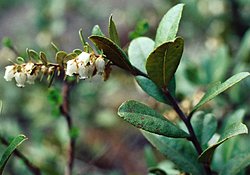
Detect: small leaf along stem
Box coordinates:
(161, 88, 212, 175)
(0, 136, 42, 175)
(60, 81, 76, 175)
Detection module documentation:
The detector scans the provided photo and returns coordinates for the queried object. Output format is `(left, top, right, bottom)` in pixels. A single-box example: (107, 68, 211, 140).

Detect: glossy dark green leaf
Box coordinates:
(0, 135, 27, 174)
(198, 122, 248, 164)
(118, 100, 189, 138)
(108, 15, 121, 46)
(55, 51, 67, 67)
(128, 37, 154, 74)
(191, 112, 217, 147)
(143, 131, 204, 175)
(146, 37, 184, 88)
(220, 152, 250, 175)
(91, 25, 105, 36)
(136, 76, 175, 104)
(155, 3, 184, 47)
(89, 35, 134, 72)
(192, 72, 250, 113)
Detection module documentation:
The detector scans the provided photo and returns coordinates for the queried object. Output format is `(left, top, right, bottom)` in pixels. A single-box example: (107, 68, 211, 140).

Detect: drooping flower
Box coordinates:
(14, 71, 26, 87)
(4, 65, 16, 81)
(78, 63, 95, 79)
(95, 56, 105, 74)
(77, 52, 90, 66)
(24, 62, 35, 74)
(65, 59, 78, 76)
(26, 74, 37, 84)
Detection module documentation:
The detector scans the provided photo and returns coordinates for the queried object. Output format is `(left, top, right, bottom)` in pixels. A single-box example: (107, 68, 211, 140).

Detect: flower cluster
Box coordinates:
(4, 62, 40, 87)
(4, 51, 107, 87)
(65, 51, 106, 79)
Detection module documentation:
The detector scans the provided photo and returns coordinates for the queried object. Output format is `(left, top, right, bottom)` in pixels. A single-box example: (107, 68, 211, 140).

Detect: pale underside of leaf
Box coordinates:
(192, 72, 250, 113)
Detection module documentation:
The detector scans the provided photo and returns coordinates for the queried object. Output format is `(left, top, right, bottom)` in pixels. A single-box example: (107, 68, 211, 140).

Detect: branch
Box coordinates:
(0, 136, 41, 175)
(60, 81, 76, 175)
(161, 88, 212, 175)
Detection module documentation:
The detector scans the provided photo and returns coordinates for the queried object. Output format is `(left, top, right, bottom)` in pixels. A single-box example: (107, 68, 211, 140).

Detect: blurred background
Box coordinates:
(0, 0, 250, 174)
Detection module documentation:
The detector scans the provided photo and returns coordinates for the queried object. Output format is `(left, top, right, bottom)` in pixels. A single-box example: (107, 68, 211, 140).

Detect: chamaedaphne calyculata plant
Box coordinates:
(2, 3, 250, 175)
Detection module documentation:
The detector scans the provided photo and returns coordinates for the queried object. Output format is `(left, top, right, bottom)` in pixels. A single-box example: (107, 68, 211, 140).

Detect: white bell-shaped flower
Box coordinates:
(95, 57, 105, 74)
(78, 63, 95, 79)
(26, 73, 38, 84)
(25, 62, 34, 73)
(14, 72, 26, 87)
(66, 59, 78, 76)
(78, 64, 88, 79)
(4, 65, 16, 81)
(77, 52, 90, 66)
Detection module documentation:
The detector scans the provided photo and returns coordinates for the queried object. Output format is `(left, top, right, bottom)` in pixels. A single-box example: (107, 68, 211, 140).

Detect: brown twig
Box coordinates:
(0, 136, 41, 175)
(60, 81, 76, 175)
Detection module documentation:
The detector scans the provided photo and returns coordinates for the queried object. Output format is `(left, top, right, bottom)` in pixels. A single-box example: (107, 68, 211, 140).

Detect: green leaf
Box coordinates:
(1, 37, 13, 48)
(192, 72, 250, 113)
(143, 131, 204, 175)
(28, 49, 39, 61)
(220, 152, 250, 175)
(198, 122, 248, 164)
(39, 51, 48, 66)
(73, 49, 82, 55)
(89, 35, 134, 72)
(108, 15, 121, 46)
(128, 37, 154, 74)
(55, 51, 67, 67)
(118, 100, 189, 138)
(236, 29, 250, 62)
(0, 135, 27, 174)
(91, 25, 105, 36)
(144, 145, 157, 167)
(220, 109, 246, 134)
(135, 76, 175, 104)
(0, 101, 2, 114)
(16, 57, 25, 64)
(191, 112, 217, 147)
(129, 19, 149, 39)
(155, 3, 184, 47)
(50, 42, 60, 53)
(146, 37, 184, 88)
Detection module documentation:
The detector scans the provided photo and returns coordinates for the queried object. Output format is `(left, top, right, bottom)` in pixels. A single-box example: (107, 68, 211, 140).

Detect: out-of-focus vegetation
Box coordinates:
(0, 0, 250, 175)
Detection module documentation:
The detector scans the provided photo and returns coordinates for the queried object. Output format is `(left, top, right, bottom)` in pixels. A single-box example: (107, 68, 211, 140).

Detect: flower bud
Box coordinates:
(95, 56, 105, 74)
(14, 71, 26, 87)
(4, 65, 16, 81)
